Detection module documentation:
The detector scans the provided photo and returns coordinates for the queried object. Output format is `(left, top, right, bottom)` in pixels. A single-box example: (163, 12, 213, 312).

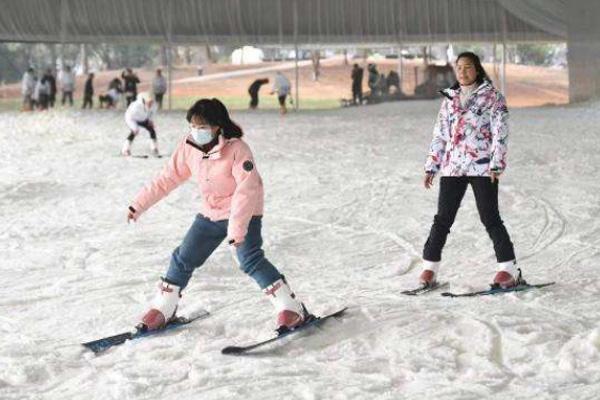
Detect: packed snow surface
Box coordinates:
(1, 100, 599, 399)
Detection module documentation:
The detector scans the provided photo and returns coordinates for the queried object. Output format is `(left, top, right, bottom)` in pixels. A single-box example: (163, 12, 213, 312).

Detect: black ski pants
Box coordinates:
(423, 176, 515, 263)
(127, 120, 157, 141)
(249, 91, 259, 108)
(352, 83, 362, 104)
(82, 94, 93, 109)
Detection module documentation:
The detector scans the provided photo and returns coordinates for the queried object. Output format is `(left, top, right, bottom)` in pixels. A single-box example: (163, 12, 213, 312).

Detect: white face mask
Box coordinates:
(191, 127, 213, 145)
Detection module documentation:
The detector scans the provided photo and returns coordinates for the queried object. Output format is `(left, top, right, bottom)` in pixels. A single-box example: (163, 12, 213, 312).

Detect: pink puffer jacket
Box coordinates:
(130, 134, 264, 243)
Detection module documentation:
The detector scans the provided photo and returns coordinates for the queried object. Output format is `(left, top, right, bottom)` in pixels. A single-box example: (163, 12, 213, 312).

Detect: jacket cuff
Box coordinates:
(227, 227, 247, 245)
(489, 163, 505, 173)
(130, 201, 146, 216)
(424, 164, 439, 174)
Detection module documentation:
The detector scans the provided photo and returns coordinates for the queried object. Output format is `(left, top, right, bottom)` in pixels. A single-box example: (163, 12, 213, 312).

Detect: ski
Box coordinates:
(441, 282, 555, 298)
(131, 154, 166, 159)
(81, 310, 210, 354)
(221, 307, 348, 356)
(115, 154, 168, 159)
(401, 281, 448, 296)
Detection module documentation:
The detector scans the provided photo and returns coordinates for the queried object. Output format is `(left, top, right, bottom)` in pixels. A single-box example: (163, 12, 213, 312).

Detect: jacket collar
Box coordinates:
(440, 80, 491, 100)
(186, 134, 237, 160)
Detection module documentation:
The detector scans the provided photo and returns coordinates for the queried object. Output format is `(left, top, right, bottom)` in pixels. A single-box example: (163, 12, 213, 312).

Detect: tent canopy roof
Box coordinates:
(0, 0, 567, 45)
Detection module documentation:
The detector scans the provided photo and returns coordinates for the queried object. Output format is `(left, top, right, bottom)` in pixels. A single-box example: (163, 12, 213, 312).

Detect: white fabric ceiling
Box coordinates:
(0, 0, 566, 45)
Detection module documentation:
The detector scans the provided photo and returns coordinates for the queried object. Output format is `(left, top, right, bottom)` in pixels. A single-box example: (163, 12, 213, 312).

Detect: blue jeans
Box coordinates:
(165, 214, 282, 290)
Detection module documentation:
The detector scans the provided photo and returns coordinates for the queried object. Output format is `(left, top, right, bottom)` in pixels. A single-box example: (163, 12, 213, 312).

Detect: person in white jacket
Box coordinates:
(152, 69, 167, 110)
(21, 68, 36, 111)
(419, 51, 516, 290)
(121, 92, 159, 156)
(60, 66, 75, 106)
(271, 71, 291, 114)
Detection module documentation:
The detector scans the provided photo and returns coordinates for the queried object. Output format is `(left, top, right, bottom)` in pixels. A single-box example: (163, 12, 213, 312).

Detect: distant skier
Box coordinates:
(387, 70, 400, 94)
(33, 72, 50, 110)
(21, 67, 36, 111)
(248, 78, 269, 109)
(152, 69, 167, 110)
(420, 51, 517, 289)
(41, 68, 57, 108)
(126, 98, 308, 332)
(351, 64, 364, 105)
(82, 73, 94, 109)
(122, 68, 140, 106)
(99, 78, 123, 109)
(120, 92, 159, 156)
(271, 72, 291, 114)
(367, 64, 379, 96)
(60, 65, 75, 106)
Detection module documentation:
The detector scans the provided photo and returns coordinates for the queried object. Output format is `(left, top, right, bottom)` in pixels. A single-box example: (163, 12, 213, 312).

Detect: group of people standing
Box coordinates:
(20, 66, 87, 111)
(21, 66, 73, 111)
(247, 71, 291, 114)
(350, 63, 401, 105)
(21, 66, 168, 111)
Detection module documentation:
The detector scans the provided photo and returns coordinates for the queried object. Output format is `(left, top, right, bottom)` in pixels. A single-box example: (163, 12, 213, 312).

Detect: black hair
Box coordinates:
(451, 51, 491, 89)
(186, 98, 243, 139)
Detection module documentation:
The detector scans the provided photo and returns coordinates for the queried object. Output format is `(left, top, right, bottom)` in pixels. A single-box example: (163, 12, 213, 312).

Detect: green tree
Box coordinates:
(515, 44, 554, 65)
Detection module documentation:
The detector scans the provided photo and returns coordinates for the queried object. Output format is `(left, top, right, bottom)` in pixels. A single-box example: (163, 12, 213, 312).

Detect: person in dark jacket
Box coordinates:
(41, 68, 57, 108)
(367, 64, 379, 96)
(99, 78, 123, 108)
(122, 68, 141, 106)
(351, 64, 364, 105)
(82, 73, 94, 109)
(248, 78, 269, 109)
(387, 70, 400, 94)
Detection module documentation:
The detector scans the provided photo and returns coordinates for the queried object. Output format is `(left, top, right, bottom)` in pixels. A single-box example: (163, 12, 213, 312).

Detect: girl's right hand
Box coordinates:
(127, 207, 137, 224)
(424, 173, 435, 189)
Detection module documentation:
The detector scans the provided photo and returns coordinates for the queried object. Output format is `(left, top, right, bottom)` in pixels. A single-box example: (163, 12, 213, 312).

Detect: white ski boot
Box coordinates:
(419, 260, 440, 287)
(139, 279, 181, 331)
(150, 139, 160, 157)
(121, 140, 132, 157)
(263, 277, 306, 331)
(493, 261, 519, 289)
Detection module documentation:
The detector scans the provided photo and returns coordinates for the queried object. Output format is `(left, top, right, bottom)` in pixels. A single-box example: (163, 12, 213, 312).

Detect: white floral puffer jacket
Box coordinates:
(424, 81, 509, 177)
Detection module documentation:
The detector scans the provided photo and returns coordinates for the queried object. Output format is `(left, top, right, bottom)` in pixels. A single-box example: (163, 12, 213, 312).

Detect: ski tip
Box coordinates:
(221, 346, 245, 355)
(333, 307, 348, 316)
(81, 343, 106, 354)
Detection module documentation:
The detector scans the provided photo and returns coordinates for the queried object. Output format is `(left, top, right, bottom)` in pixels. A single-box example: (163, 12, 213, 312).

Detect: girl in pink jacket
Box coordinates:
(128, 98, 307, 332)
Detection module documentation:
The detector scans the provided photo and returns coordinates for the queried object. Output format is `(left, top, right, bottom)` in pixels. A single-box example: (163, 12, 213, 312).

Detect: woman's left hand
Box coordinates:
(490, 171, 501, 183)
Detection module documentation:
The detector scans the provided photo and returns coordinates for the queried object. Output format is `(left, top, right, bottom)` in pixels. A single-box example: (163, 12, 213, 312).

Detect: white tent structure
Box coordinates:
(231, 46, 264, 65)
(0, 0, 598, 103)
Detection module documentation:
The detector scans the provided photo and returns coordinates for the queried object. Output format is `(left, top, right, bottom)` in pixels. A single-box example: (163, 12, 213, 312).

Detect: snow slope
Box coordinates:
(1, 100, 599, 399)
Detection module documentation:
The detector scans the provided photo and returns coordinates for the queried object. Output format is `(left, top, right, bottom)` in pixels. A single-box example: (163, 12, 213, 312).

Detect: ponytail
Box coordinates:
(210, 98, 243, 139)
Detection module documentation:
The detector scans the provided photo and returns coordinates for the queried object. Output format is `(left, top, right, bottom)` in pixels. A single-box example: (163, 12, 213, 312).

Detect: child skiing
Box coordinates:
(127, 98, 308, 332)
(420, 52, 517, 289)
(121, 92, 159, 156)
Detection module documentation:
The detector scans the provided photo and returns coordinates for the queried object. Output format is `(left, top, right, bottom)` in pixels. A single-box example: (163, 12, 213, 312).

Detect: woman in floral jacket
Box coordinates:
(420, 52, 517, 289)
